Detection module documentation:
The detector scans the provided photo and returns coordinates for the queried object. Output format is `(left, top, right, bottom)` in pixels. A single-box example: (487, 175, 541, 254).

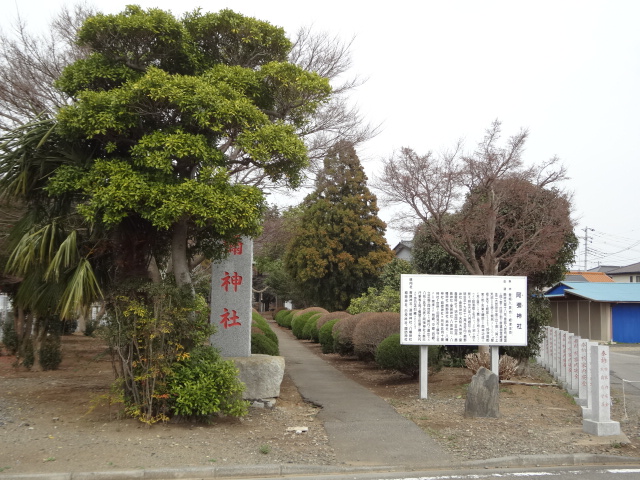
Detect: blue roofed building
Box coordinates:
(545, 282, 640, 343)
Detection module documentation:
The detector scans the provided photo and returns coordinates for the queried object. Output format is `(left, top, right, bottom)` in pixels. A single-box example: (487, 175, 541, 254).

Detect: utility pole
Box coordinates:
(583, 226, 594, 270)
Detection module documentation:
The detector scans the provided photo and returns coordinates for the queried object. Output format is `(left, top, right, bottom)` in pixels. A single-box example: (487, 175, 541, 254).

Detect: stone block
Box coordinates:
(465, 367, 499, 418)
(232, 355, 285, 404)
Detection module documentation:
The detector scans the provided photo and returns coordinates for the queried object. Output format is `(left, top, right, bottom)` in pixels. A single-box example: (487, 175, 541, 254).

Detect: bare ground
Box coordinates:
(0, 332, 639, 475)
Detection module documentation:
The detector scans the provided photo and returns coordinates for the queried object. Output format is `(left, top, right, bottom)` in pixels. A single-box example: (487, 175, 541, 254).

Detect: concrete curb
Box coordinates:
(1, 455, 639, 480)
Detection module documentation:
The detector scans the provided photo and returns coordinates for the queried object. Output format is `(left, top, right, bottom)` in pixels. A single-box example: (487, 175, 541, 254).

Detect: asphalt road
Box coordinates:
(610, 346, 640, 420)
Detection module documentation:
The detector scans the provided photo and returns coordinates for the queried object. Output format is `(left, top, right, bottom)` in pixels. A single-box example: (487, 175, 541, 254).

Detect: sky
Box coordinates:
(3, 0, 640, 270)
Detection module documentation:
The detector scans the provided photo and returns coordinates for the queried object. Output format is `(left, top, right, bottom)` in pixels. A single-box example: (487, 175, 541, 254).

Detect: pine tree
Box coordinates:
(284, 142, 393, 310)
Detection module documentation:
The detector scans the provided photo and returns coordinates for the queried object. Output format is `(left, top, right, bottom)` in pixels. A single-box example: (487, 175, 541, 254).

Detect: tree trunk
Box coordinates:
(171, 217, 195, 297)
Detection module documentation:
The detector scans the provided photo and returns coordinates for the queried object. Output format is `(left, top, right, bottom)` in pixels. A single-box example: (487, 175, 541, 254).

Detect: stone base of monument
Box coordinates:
(231, 355, 285, 408)
(582, 419, 621, 436)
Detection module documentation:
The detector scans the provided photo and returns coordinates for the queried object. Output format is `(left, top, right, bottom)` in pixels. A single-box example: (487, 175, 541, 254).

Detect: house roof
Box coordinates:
(606, 261, 640, 275)
(392, 240, 413, 252)
(545, 281, 640, 302)
(588, 265, 621, 273)
(564, 271, 614, 282)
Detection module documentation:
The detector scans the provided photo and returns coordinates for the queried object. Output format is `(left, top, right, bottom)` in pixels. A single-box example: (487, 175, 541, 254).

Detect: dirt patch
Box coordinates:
(0, 333, 639, 475)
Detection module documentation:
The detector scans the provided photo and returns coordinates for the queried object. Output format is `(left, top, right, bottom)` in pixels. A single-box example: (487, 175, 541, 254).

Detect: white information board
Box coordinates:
(400, 275, 528, 346)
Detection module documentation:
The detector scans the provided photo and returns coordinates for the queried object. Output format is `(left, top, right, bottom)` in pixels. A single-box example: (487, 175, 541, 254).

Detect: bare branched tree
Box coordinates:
(0, 4, 94, 131)
(288, 27, 378, 178)
(375, 120, 574, 277)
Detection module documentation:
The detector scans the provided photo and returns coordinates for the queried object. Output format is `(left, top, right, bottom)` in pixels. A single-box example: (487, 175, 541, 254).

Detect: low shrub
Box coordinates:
(251, 332, 280, 356)
(274, 309, 290, 327)
(375, 334, 443, 377)
(167, 346, 248, 419)
(252, 312, 278, 345)
(314, 312, 351, 342)
(332, 314, 364, 356)
(301, 314, 322, 341)
(1, 319, 18, 355)
(280, 310, 297, 328)
(84, 318, 100, 337)
(464, 352, 518, 380)
(319, 319, 340, 353)
(292, 311, 322, 339)
(40, 335, 63, 370)
(352, 312, 400, 361)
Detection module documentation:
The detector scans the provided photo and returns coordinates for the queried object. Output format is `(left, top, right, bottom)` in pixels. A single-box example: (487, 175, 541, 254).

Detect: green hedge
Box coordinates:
(319, 319, 340, 354)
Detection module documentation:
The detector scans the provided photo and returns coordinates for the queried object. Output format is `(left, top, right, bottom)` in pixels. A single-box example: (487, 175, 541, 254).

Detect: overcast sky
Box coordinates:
(4, 0, 640, 269)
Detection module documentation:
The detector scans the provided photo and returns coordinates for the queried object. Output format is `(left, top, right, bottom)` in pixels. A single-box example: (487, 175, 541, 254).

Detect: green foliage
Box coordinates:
(84, 318, 99, 337)
(167, 346, 248, 419)
(1, 319, 18, 355)
(347, 286, 401, 314)
(251, 333, 280, 356)
(319, 319, 340, 354)
(251, 311, 278, 345)
(502, 295, 552, 361)
(301, 314, 320, 341)
(291, 312, 318, 339)
(377, 258, 414, 290)
(279, 310, 296, 328)
(103, 281, 213, 424)
(274, 309, 290, 327)
(375, 334, 443, 377)
(412, 223, 466, 275)
(39, 335, 63, 371)
(284, 142, 393, 310)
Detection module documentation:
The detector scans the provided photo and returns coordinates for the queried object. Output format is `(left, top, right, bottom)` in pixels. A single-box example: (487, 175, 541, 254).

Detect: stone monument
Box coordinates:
(209, 237, 284, 407)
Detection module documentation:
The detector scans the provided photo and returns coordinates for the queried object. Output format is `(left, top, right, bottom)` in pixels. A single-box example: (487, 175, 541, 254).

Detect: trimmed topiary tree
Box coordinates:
(251, 332, 280, 356)
(332, 314, 364, 356)
(375, 334, 443, 377)
(301, 314, 322, 341)
(319, 318, 340, 354)
(274, 309, 291, 327)
(352, 312, 400, 361)
(252, 311, 278, 346)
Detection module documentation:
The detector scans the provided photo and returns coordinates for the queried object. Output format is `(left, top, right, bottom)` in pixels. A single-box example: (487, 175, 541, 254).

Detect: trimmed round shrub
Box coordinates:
(352, 312, 400, 361)
(332, 314, 364, 356)
(375, 334, 443, 377)
(301, 314, 322, 341)
(280, 310, 297, 328)
(252, 312, 278, 345)
(251, 332, 280, 356)
(319, 319, 340, 353)
(274, 309, 291, 327)
(167, 346, 248, 419)
(292, 311, 324, 339)
(40, 335, 63, 371)
(314, 312, 351, 343)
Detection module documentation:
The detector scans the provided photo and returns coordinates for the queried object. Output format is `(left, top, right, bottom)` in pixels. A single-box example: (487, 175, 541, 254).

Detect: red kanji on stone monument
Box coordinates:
(220, 308, 241, 329)
(228, 242, 243, 255)
(221, 271, 243, 292)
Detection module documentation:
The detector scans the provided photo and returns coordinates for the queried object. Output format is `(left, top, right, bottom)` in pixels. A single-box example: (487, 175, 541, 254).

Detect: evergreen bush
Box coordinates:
(319, 319, 340, 353)
(280, 310, 296, 328)
(251, 312, 278, 345)
(332, 314, 364, 356)
(352, 312, 400, 361)
(39, 335, 63, 370)
(251, 332, 280, 356)
(291, 312, 317, 339)
(301, 314, 321, 341)
(1, 319, 18, 355)
(167, 346, 248, 420)
(274, 309, 290, 327)
(375, 334, 443, 377)
(314, 312, 351, 342)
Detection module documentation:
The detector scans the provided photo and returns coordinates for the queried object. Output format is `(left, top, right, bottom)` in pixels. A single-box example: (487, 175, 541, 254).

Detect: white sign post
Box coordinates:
(401, 275, 528, 398)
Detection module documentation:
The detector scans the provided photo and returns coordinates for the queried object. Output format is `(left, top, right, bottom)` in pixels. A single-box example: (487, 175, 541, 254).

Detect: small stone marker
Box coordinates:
(583, 344, 621, 436)
(465, 367, 499, 418)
